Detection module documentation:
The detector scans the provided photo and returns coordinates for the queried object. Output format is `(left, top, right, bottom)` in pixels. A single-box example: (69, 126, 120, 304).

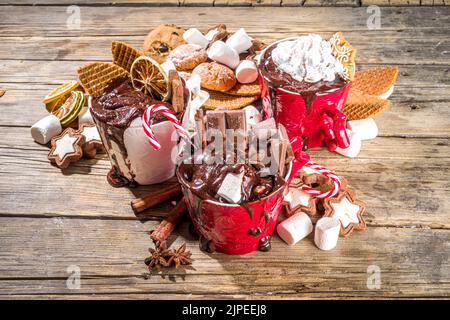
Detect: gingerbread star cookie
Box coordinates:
(78, 124, 103, 159)
(329, 32, 357, 82)
(48, 128, 85, 169)
(283, 187, 318, 217)
(323, 188, 366, 237)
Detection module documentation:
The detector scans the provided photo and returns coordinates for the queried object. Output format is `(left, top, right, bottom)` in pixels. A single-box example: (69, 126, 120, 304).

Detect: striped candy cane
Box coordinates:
(142, 104, 189, 150)
(300, 160, 341, 198)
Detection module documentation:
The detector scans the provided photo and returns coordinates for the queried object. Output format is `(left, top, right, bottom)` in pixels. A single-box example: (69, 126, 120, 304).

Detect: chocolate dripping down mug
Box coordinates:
(88, 77, 185, 187)
(257, 35, 351, 152)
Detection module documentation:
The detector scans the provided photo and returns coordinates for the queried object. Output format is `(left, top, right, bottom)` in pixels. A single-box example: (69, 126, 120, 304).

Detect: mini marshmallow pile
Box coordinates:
(183, 27, 259, 84)
(335, 118, 379, 158)
(272, 34, 344, 83)
(277, 213, 341, 251)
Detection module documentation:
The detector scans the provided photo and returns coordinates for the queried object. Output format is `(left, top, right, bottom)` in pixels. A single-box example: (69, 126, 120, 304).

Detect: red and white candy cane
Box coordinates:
(142, 104, 189, 150)
(300, 160, 341, 198)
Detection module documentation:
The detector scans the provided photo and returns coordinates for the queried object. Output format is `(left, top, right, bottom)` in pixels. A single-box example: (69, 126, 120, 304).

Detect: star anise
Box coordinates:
(144, 241, 170, 272)
(166, 243, 192, 269)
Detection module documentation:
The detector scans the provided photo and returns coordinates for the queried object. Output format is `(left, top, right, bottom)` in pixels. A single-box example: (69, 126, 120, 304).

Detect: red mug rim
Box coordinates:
(257, 36, 351, 96)
(176, 161, 293, 208)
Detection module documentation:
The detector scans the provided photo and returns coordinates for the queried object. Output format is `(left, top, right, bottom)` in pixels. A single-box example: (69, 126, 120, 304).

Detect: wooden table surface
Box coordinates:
(1, 2, 449, 299)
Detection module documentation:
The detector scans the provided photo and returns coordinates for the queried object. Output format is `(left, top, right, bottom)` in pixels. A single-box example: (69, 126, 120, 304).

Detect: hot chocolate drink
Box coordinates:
(91, 77, 182, 187)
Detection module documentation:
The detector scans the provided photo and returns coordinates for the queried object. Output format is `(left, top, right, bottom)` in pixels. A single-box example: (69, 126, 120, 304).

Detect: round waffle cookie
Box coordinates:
(226, 81, 261, 97)
(343, 88, 390, 120)
(112, 41, 142, 73)
(203, 90, 259, 110)
(77, 62, 129, 98)
(352, 66, 399, 97)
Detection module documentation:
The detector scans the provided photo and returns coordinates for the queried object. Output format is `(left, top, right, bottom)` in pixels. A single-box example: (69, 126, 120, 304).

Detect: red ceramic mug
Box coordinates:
(176, 155, 307, 255)
(258, 37, 352, 152)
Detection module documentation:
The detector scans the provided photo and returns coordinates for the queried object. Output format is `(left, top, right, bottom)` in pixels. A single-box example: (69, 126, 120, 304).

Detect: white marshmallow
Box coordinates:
(205, 28, 219, 41)
(31, 114, 62, 145)
(217, 171, 244, 203)
(207, 41, 240, 69)
(335, 129, 362, 158)
(226, 28, 253, 54)
(161, 60, 176, 76)
(379, 85, 394, 100)
(243, 105, 262, 128)
(235, 60, 259, 84)
(78, 107, 95, 126)
(314, 217, 341, 251)
(183, 28, 209, 49)
(277, 212, 313, 245)
(347, 118, 378, 141)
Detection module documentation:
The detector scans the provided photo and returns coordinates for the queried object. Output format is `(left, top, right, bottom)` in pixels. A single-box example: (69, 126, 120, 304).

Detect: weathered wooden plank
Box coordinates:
(2, 29, 449, 64)
(303, 0, 358, 6)
(362, 0, 445, 5)
(0, 126, 449, 227)
(1, 0, 448, 5)
(2, 83, 449, 138)
(1, 6, 449, 38)
(0, 217, 448, 298)
(2, 89, 450, 139)
(0, 0, 181, 5)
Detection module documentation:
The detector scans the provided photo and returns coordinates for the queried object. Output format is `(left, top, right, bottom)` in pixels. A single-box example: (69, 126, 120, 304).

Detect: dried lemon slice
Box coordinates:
(43, 80, 80, 105)
(130, 56, 170, 101)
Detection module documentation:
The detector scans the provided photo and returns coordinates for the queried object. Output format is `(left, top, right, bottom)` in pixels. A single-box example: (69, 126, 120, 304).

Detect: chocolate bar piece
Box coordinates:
(251, 117, 276, 140)
(205, 110, 226, 137)
(277, 124, 290, 176)
(194, 109, 206, 149)
(225, 110, 246, 132)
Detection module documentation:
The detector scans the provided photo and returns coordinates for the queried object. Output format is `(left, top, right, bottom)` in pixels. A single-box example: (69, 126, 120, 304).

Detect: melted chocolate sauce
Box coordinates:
(248, 227, 262, 236)
(178, 162, 285, 204)
(258, 235, 272, 252)
(90, 77, 176, 187)
(260, 44, 347, 112)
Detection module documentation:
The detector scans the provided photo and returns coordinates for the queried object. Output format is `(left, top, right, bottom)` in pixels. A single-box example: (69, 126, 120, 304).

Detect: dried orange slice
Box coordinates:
(43, 81, 80, 105)
(130, 56, 170, 101)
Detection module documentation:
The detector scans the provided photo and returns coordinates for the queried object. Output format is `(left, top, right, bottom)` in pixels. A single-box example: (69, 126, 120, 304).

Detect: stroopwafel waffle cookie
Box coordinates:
(226, 81, 261, 97)
(352, 66, 399, 97)
(343, 88, 390, 120)
(77, 62, 128, 97)
(112, 41, 142, 73)
(203, 90, 259, 110)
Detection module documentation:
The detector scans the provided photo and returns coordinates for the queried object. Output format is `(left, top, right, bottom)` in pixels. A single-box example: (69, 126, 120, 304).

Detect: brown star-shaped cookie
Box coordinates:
(48, 127, 85, 169)
(323, 188, 366, 237)
(283, 186, 318, 217)
(77, 124, 103, 159)
(317, 177, 348, 213)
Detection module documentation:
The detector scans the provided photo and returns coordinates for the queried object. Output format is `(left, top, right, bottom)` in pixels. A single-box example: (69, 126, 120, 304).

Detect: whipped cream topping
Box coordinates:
(271, 34, 344, 83)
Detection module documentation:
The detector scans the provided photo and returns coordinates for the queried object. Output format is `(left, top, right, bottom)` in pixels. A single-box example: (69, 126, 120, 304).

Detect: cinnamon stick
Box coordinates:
(131, 183, 182, 213)
(151, 199, 187, 243)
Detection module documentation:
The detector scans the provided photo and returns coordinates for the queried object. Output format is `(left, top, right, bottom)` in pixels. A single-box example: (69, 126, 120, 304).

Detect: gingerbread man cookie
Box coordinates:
(48, 128, 85, 169)
(323, 188, 366, 237)
(77, 124, 103, 159)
